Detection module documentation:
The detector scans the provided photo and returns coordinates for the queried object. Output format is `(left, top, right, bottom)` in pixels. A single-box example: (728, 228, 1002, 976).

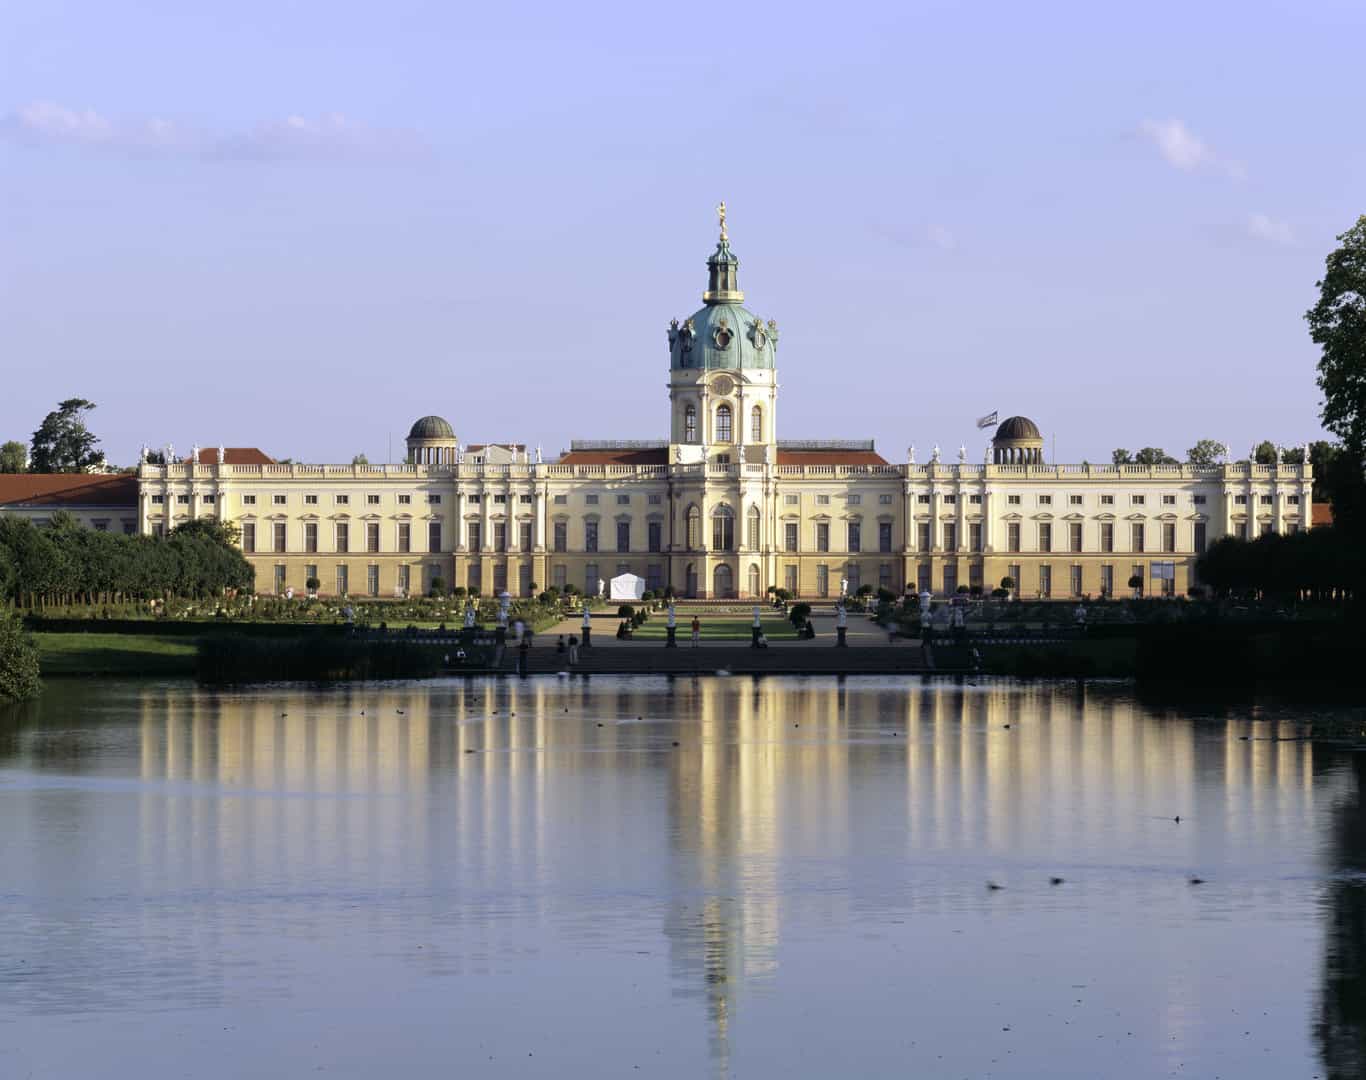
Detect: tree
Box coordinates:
(1186, 439, 1225, 467)
(1253, 440, 1279, 465)
(0, 609, 41, 701)
(1111, 448, 1133, 465)
(29, 399, 104, 473)
(1306, 440, 1342, 503)
(352, 454, 369, 466)
(1134, 447, 1179, 465)
(1307, 215, 1366, 460)
(0, 440, 25, 473)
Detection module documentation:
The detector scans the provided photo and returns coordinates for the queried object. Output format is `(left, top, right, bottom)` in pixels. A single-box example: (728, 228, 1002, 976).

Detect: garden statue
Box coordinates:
(498, 591, 511, 627)
(753, 605, 762, 628)
(931, 444, 941, 463)
(958, 445, 967, 464)
(597, 578, 605, 598)
(919, 590, 932, 618)
(839, 576, 848, 597)
(463, 603, 476, 629)
(908, 444, 916, 464)
(667, 602, 677, 628)
(190, 443, 200, 465)
(582, 600, 592, 629)
(836, 601, 847, 629)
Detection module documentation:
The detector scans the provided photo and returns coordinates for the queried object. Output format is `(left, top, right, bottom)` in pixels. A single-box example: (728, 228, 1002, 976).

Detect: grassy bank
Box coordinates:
(629, 617, 797, 642)
(34, 632, 199, 676)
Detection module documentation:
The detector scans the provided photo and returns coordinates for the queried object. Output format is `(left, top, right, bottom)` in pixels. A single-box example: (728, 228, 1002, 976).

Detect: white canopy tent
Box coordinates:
(609, 573, 645, 601)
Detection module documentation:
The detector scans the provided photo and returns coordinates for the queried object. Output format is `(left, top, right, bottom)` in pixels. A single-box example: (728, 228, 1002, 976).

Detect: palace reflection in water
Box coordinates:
(1, 677, 1363, 1078)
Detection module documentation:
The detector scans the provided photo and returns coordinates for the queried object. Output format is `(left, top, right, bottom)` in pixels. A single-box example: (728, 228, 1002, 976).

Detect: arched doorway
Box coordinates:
(748, 564, 761, 597)
(713, 564, 733, 599)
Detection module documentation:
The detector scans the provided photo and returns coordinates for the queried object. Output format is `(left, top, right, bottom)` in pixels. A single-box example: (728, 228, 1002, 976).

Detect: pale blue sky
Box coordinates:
(2, 0, 1361, 466)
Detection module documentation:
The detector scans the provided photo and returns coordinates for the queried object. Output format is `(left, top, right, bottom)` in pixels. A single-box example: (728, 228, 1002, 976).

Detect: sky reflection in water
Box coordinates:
(1, 677, 1363, 1079)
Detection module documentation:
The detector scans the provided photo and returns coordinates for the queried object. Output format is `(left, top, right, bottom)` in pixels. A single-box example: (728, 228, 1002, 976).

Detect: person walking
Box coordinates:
(568, 634, 579, 665)
(690, 615, 701, 647)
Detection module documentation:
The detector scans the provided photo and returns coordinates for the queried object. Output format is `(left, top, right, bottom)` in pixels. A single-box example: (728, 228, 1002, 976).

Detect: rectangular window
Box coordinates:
(746, 511, 759, 550)
(1236, 522, 1248, 541)
(815, 522, 830, 552)
(1193, 495, 1206, 505)
(493, 563, 508, 594)
(428, 521, 442, 553)
(242, 522, 256, 553)
(646, 563, 664, 592)
(397, 565, 410, 595)
(554, 494, 568, 505)
(273, 494, 287, 506)
(305, 564, 318, 590)
(1260, 521, 1273, 536)
(305, 522, 318, 553)
(1162, 494, 1176, 506)
(1006, 494, 1021, 506)
(943, 522, 957, 551)
(398, 494, 411, 505)
(468, 522, 481, 551)
(918, 522, 932, 551)
(367, 565, 380, 597)
(712, 514, 733, 551)
(151, 494, 165, 505)
(918, 494, 932, 505)
(1069, 494, 1083, 506)
(784, 494, 799, 505)
(553, 564, 567, 591)
(428, 494, 442, 505)
(585, 520, 599, 552)
(272, 522, 287, 553)
(1259, 494, 1273, 505)
(1100, 495, 1115, 506)
(336, 564, 349, 596)
(366, 522, 380, 552)
(519, 494, 533, 505)
(519, 522, 533, 551)
(397, 522, 410, 553)
(1007, 522, 1021, 553)
(879, 522, 893, 553)
(1287, 494, 1301, 506)
(1131, 522, 1144, 553)
(816, 494, 831, 505)
(428, 563, 442, 593)
(969, 522, 983, 552)
(586, 494, 599, 505)
(554, 521, 568, 552)
(942, 564, 956, 595)
(969, 563, 983, 590)
(467, 561, 481, 593)
(367, 494, 381, 506)
(880, 494, 894, 505)
(648, 521, 662, 552)
(1162, 522, 1176, 553)
(969, 494, 983, 505)
(336, 522, 350, 553)
(848, 522, 861, 552)
(1038, 495, 1052, 506)
(1131, 495, 1145, 506)
(202, 494, 216, 505)
(1008, 564, 1021, 593)
(616, 494, 630, 506)
(336, 495, 349, 506)
(493, 495, 507, 505)
(1101, 521, 1114, 553)
(1070, 564, 1083, 597)
(488, 521, 504, 551)
(274, 565, 286, 594)
(1069, 522, 1083, 553)
(1234, 494, 1248, 505)
(816, 564, 829, 598)
(880, 563, 892, 590)
(122, 520, 135, 536)
(847, 494, 861, 505)
(1039, 564, 1052, 599)
(176, 494, 190, 505)
(943, 495, 957, 506)
(617, 520, 631, 552)
(785, 564, 798, 594)
(241, 494, 256, 505)
(1194, 522, 1207, 552)
(648, 494, 662, 505)
(1100, 564, 1114, 596)
(1038, 522, 1051, 552)
(1286, 522, 1300, 535)
(785, 521, 799, 552)
(584, 563, 598, 595)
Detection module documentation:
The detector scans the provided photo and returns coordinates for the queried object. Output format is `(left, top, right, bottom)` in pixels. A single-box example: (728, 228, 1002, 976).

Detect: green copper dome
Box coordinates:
(408, 415, 455, 440)
(668, 211, 779, 370)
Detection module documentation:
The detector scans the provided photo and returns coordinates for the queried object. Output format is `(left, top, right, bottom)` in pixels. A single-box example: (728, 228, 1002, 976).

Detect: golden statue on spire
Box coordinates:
(716, 200, 728, 242)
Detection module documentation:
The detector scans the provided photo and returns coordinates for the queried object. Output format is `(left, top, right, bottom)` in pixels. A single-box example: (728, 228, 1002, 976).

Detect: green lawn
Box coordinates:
(34, 633, 199, 676)
(629, 617, 797, 642)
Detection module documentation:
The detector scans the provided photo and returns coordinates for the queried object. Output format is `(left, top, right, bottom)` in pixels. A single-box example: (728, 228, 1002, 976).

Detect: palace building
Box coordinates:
(10, 210, 1315, 600)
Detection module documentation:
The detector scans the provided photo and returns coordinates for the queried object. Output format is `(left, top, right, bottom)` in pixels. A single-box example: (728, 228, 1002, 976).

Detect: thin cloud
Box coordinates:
(1139, 118, 1244, 179)
(1246, 213, 1293, 246)
(3, 100, 427, 162)
(876, 221, 958, 252)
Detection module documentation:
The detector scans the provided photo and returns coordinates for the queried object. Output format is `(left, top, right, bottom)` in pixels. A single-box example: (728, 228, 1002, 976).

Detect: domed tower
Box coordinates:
(992, 416, 1044, 464)
(405, 415, 458, 465)
(667, 204, 779, 464)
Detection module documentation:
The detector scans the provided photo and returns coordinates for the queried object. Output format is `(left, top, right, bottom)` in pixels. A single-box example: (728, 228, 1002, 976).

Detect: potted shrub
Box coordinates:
(1127, 573, 1143, 599)
(1000, 575, 1016, 601)
(428, 576, 445, 598)
(305, 576, 320, 599)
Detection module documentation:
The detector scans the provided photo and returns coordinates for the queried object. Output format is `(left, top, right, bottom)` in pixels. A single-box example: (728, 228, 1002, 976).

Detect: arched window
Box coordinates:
(750, 405, 762, 442)
(686, 505, 701, 549)
(712, 505, 734, 551)
(746, 505, 761, 549)
(715, 404, 732, 443)
(684, 404, 697, 443)
(748, 564, 761, 598)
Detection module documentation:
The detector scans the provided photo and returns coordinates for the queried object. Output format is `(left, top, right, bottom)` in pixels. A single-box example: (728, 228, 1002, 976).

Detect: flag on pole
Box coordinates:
(975, 411, 998, 430)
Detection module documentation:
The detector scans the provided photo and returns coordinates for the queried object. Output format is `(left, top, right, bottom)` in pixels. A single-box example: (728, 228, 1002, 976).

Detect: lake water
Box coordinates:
(1, 677, 1364, 1079)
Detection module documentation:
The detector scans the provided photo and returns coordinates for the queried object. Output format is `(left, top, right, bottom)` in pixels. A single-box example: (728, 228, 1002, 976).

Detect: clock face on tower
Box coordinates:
(711, 375, 734, 396)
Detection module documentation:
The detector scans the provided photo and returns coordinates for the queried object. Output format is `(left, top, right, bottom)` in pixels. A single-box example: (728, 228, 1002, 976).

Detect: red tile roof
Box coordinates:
(558, 448, 669, 465)
(777, 450, 889, 466)
(0, 474, 138, 508)
(184, 447, 274, 465)
(1312, 502, 1333, 528)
